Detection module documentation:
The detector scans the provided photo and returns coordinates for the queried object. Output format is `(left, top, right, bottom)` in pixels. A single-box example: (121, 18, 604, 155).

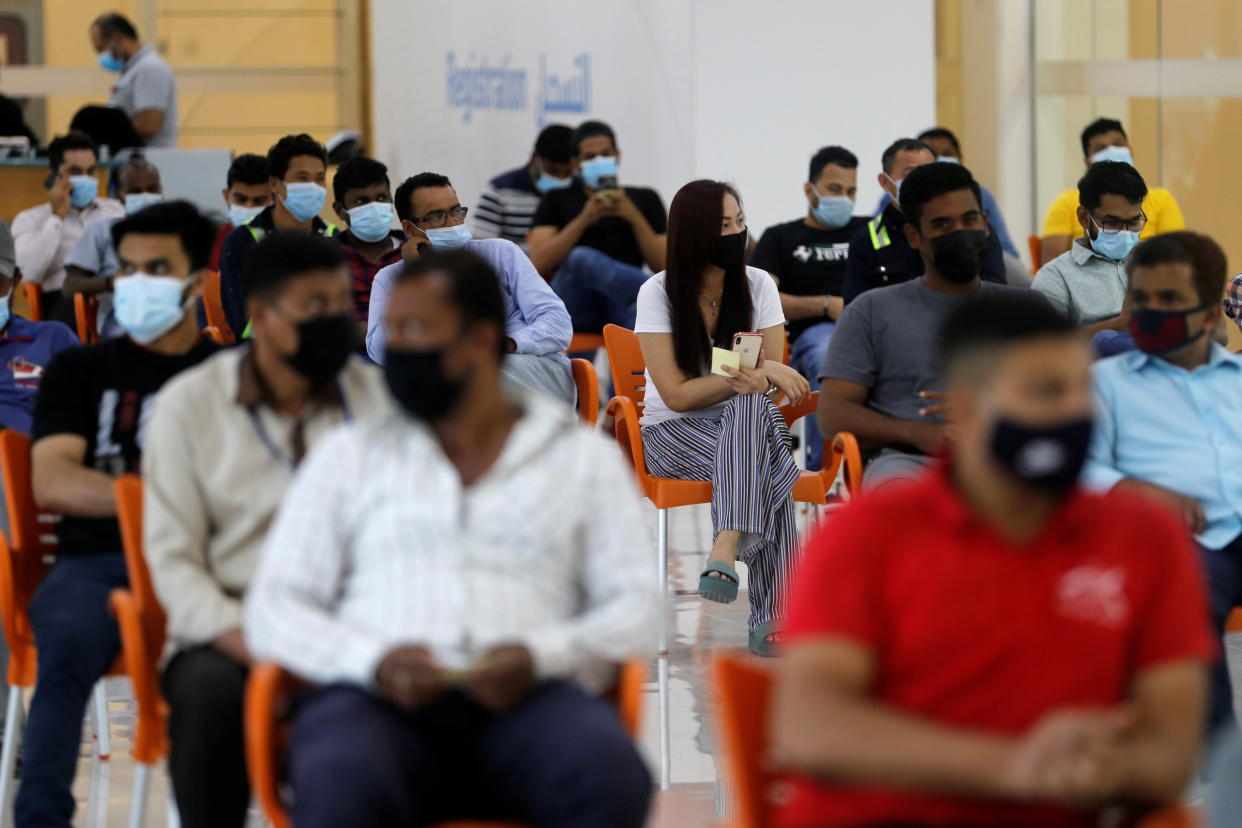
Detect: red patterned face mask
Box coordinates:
(1129, 304, 1209, 355)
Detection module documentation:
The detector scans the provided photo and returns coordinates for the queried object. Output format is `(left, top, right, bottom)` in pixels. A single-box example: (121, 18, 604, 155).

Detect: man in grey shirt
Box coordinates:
(90, 12, 178, 148)
(818, 161, 1033, 489)
(1032, 161, 1147, 336)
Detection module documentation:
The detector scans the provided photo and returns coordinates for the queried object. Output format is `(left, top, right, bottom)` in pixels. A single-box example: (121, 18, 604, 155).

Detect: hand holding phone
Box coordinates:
(731, 332, 763, 371)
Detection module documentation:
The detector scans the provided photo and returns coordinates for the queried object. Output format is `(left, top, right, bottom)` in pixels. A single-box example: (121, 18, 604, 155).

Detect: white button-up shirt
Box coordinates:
(244, 389, 659, 693)
(11, 198, 125, 290)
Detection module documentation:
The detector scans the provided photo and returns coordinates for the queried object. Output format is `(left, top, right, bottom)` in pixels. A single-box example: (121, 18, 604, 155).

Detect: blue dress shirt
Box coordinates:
(1086, 342, 1242, 549)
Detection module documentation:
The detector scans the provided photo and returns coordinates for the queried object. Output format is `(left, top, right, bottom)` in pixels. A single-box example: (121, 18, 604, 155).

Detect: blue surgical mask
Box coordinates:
(811, 193, 854, 229)
(886, 174, 903, 208)
(97, 50, 125, 73)
(1088, 216, 1140, 261)
(0, 289, 11, 332)
(124, 192, 163, 214)
(347, 201, 396, 243)
(280, 182, 327, 223)
(579, 156, 619, 190)
(422, 223, 472, 250)
(228, 203, 265, 227)
(536, 173, 573, 194)
(1091, 145, 1134, 166)
(69, 175, 98, 209)
(114, 273, 192, 345)
(936, 156, 961, 165)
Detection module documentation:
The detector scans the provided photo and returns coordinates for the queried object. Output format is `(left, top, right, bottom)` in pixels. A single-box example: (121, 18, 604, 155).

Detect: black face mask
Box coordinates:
(284, 312, 357, 385)
(989, 415, 1093, 495)
(709, 231, 747, 270)
(384, 347, 467, 422)
(929, 229, 989, 284)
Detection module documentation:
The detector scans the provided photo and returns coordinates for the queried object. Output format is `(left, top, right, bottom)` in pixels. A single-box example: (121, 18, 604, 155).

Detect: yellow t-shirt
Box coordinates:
(1041, 186, 1185, 239)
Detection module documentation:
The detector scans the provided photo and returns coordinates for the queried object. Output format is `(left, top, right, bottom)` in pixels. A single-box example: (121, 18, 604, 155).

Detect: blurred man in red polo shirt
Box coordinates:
(774, 290, 1212, 828)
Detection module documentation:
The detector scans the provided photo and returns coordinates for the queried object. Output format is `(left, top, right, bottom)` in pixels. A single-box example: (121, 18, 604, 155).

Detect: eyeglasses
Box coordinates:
(413, 206, 469, 228)
(1090, 211, 1147, 234)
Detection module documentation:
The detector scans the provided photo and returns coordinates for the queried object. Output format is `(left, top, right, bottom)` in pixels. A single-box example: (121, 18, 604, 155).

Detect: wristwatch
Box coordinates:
(822, 296, 832, 318)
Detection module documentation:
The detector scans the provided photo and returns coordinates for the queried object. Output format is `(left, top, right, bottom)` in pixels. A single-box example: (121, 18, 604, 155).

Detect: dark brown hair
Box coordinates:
(1127, 231, 1228, 307)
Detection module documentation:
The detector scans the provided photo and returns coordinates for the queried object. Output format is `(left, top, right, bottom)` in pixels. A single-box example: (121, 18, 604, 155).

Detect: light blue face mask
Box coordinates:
(347, 201, 396, 243)
(0, 289, 11, 332)
(69, 175, 98, 209)
(114, 273, 191, 345)
(811, 193, 854, 229)
(422, 223, 472, 250)
(280, 182, 327, 223)
(227, 203, 265, 227)
(579, 156, 619, 190)
(124, 192, 163, 215)
(97, 50, 125, 73)
(886, 174, 904, 208)
(1090, 145, 1134, 166)
(535, 173, 573, 194)
(936, 156, 961, 165)
(1088, 216, 1140, 261)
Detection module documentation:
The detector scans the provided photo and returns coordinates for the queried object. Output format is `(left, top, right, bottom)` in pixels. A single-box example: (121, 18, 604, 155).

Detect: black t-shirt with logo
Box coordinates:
(530, 184, 667, 268)
(750, 216, 870, 342)
(31, 335, 218, 558)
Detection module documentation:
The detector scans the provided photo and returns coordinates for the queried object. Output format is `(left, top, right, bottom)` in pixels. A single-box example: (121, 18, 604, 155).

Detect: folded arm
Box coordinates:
(504, 246, 572, 354)
(31, 434, 117, 517)
(13, 211, 66, 287)
(818, 378, 942, 454)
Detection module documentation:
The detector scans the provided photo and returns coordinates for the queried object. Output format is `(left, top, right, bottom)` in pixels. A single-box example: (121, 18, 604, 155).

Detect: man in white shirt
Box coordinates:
(144, 232, 389, 828)
(11, 132, 124, 320)
(246, 249, 657, 828)
(89, 13, 178, 148)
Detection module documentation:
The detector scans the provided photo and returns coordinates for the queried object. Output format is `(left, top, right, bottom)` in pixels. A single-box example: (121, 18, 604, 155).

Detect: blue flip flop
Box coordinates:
(748, 621, 782, 657)
(698, 561, 740, 604)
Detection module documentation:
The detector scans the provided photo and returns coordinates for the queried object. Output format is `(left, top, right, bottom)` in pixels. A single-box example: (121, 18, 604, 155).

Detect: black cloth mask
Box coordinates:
(709, 231, 747, 270)
(930, 229, 989, 284)
(384, 347, 466, 422)
(284, 313, 357, 386)
(989, 415, 1093, 495)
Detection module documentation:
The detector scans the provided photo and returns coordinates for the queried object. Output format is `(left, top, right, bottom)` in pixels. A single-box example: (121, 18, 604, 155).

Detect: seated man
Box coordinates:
(1033, 161, 1147, 337)
(367, 173, 574, 402)
(1041, 117, 1184, 264)
(245, 250, 656, 828)
(819, 161, 1025, 489)
(17, 201, 217, 826)
(12, 132, 124, 321)
(471, 123, 575, 249)
(144, 232, 388, 828)
(776, 289, 1211, 828)
(842, 138, 1005, 305)
(210, 153, 271, 273)
(330, 156, 404, 329)
(1086, 231, 1240, 737)
(527, 120, 666, 332)
(219, 133, 337, 336)
(751, 145, 867, 470)
(63, 155, 163, 337)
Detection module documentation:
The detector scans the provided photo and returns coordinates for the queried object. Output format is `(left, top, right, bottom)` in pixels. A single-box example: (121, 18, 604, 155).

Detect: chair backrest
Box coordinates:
(73, 293, 99, 345)
(203, 325, 226, 345)
(570, 358, 599, 427)
(0, 430, 55, 686)
(21, 283, 43, 322)
(201, 270, 236, 343)
(603, 324, 646, 411)
(114, 475, 166, 650)
(1027, 234, 1042, 272)
(712, 651, 779, 828)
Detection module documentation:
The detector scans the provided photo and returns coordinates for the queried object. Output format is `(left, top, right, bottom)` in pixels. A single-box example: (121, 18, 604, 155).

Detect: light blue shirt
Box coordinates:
(365, 237, 572, 365)
(1086, 342, 1242, 549)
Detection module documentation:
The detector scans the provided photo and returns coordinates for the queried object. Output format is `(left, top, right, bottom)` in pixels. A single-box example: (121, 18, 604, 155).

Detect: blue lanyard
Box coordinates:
(248, 381, 352, 471)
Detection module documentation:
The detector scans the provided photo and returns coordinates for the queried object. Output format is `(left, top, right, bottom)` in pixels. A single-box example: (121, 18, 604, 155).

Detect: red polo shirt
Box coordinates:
(778, 466, 1214, 828)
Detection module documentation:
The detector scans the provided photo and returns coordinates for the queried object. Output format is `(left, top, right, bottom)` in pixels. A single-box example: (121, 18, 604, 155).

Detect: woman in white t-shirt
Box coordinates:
(635, 179, 810, 655)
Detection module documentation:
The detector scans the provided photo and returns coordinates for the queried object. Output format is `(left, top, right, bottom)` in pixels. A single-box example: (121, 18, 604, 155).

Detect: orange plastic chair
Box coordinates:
(203, 325, 226, 345)
(20, 283, 44, 322)
(571, 357, 599, 427)
(0, 431, 121, 809)
(109, 474, 170, 826)
(201, 270, 237, 343)
(73, 292, 99, 345)
(246, 660, 646, 828)
(568, 332, 605, 354)
(1028, 234, 1042, 274)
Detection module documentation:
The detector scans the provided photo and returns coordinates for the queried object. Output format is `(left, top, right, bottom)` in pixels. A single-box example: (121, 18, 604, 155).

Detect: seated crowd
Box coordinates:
(0, 108, 1232, 828)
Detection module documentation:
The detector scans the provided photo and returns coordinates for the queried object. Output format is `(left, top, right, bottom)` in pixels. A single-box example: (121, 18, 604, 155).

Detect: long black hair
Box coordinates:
(664, 179, 753, 377)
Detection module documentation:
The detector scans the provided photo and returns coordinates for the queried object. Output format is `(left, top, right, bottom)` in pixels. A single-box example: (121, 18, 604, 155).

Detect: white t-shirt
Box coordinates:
(634, 266, 785, 427)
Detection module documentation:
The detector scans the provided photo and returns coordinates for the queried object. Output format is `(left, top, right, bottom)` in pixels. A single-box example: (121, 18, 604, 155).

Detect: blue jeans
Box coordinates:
(16, 555, 128, 828)
(1202, 536, 1242, 737)
(789, 321, 836, 471)
(289, 680, 651, 828)
(551, 247, 650, 332)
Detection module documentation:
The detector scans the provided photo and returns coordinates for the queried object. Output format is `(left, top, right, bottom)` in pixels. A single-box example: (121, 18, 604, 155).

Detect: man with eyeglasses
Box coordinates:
(1033, 162, 1148, 339)
(365, 173, 574, 403)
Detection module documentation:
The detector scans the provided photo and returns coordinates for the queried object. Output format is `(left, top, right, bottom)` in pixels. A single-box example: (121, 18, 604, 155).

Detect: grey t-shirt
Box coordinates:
(108, 45, 178, 148)
(819, 278, 1024, 424)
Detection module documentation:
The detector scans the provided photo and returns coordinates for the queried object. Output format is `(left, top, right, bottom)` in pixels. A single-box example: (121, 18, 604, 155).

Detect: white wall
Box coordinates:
(369, 0, 935, 237)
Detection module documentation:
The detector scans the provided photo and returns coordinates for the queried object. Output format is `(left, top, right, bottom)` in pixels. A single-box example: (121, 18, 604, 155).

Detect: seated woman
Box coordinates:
(635, 179, 809, 655)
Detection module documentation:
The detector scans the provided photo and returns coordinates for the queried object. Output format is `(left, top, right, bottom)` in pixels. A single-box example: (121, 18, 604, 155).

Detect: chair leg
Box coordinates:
(657, 655, 671, 791)
(655, 507, 671, 791)
(0, 686, 24, 828)
(91, 682, 110, 760)
(657, 508, 669, 656)
(128, 763, 149, 828)
(166, 791, 181, 828)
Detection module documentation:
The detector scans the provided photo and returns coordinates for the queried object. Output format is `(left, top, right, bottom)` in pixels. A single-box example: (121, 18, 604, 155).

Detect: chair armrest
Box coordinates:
(777, 390, 818, 429)
(109, 588, 168, 764)
(605, 395, 652, 497)
(828, 431, 863, 496)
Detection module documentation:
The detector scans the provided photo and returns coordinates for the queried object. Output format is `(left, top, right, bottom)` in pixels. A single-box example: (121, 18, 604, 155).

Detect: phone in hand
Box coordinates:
(43, 170, 59, 190)
(597, 173, 619, 191)
(732, 332, 763, 371)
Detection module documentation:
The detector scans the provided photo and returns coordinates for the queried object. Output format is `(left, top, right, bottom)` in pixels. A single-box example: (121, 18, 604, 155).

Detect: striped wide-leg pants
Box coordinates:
(641, 393, 801, 631)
